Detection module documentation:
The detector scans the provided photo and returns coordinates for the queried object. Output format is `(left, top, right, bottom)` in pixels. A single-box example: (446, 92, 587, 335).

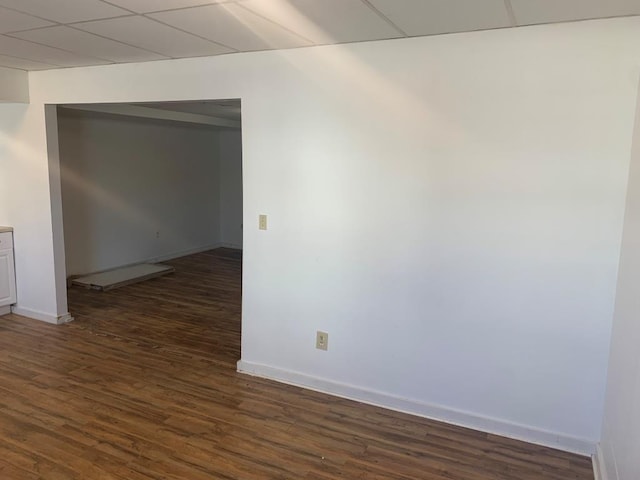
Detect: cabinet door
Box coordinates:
(0, 249, 16, 306)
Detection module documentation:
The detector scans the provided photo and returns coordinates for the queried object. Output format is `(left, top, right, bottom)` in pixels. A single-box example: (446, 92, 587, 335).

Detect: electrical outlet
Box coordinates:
(316, 331, 328, 351)
(259, 214, 267, 230)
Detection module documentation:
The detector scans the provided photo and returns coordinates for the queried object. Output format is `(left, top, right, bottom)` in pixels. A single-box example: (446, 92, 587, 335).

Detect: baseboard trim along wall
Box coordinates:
(237, 359, 597, 456)
(10, 244, 239, 325)
(218, 242, 242, 250)
(593, 441, 616, 480)
(68, 243, 235, 280)
(148, 243, 233, 264)
(11, 306, 74, 324)
(593, 445, 606, 480)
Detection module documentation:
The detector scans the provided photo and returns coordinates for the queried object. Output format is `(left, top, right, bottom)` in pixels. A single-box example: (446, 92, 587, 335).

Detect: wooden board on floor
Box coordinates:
(71, 263, 175, 291)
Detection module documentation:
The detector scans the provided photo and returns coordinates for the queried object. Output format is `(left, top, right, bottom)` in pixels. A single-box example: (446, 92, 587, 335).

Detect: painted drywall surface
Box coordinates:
(219, 129, 243, 248)
(598, 83, 640, 479)
(45, 105, 69, 319)
(11, 16, 640, 446)
(0, 103, 61, 317)
(0, 66, 28, 103)
(57, 109, 221, 276)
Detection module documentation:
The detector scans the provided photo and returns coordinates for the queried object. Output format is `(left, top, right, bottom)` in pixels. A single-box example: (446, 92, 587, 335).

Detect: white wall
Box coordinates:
(219, 129, 243, 248)
(0, 103, 62, 321)
(57, 109, 224, 276)
(0, 66, 28, 103)
(3, 16, 640, 452)
(597, 84, 640, 480)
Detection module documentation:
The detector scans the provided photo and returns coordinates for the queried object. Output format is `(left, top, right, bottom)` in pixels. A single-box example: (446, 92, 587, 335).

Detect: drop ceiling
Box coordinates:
(0, 0, 638, 71)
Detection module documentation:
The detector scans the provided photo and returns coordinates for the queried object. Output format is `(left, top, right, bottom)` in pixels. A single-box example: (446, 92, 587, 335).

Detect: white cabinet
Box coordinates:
(0, 230, 16, 315)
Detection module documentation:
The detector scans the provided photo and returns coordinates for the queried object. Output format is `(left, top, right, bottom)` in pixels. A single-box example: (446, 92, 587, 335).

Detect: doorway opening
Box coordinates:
(49, 99, 243, 364)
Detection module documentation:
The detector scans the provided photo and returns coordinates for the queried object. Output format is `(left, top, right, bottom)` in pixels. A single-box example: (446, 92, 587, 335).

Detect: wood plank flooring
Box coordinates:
(0, 249, 594, 479)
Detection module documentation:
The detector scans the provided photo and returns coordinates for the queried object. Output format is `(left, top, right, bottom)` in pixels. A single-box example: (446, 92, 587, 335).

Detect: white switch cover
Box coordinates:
(259, 214, 267, 230)
(316, 331, 328, 351)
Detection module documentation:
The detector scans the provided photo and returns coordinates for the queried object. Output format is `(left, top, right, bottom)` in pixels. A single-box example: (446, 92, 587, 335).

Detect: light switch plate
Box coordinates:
(316, 331, 328, 350)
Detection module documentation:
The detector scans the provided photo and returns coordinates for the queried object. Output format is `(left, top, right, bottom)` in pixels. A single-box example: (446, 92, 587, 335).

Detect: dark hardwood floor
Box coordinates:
(0, 248, 594, 479)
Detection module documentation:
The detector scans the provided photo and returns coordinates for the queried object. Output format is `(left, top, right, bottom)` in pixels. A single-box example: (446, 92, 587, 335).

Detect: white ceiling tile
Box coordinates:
(0, 34, 110, 66)
(74, 16, 232, 57)
(0, 53, 55, 69)
(368, 0, 512, 36)
(149, 3, 312, 51)
(0, 6, 54, 33)
(509, 0, 640, 25)
(104, 0, 235, 14)
(0, 0, 129, 23)
(240, 0, 403, 44)
(11, 26, 168, 63)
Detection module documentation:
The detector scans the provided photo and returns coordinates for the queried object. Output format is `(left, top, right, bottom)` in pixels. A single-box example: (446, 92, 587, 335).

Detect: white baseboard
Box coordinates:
(0, 305, 10, 316)
(148, 243, 234, 263)
(68, 243, 241, 279)
(11, 306, 74, 325)
(217, 242, 242, 250)
(237, 360, 596, 456)
(593, 444, 605, 480)
(594, 440, 617, 480)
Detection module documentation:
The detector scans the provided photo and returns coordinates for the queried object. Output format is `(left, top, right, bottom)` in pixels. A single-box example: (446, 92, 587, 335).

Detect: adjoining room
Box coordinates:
(56, 100, 243, 361)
